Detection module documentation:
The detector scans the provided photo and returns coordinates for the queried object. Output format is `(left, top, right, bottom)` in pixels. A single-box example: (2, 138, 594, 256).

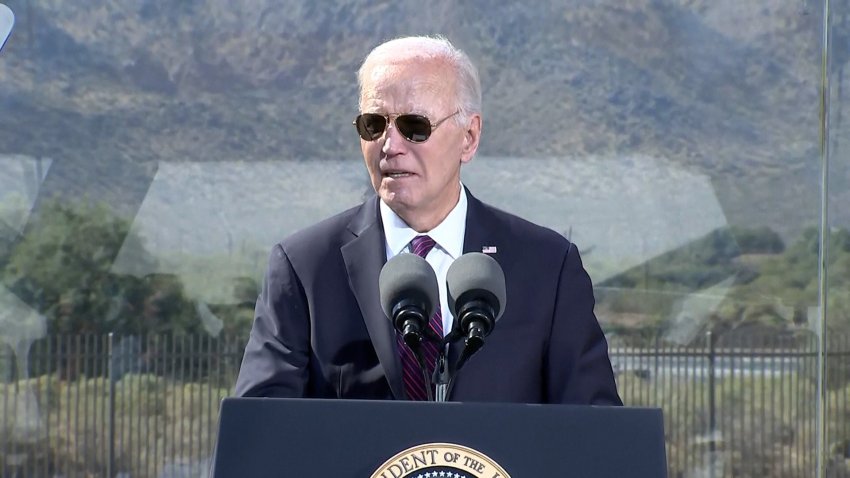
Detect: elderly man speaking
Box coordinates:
(234, 35, 621, 405)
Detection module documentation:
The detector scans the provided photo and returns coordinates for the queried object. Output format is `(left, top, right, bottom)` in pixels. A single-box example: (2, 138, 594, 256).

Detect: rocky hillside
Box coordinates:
(0, 0, 842, 241)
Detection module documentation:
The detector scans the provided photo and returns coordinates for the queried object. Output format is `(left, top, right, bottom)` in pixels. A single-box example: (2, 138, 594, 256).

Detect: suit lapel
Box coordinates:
(462, 191, 492, 256)
(340, 197, 405, 399)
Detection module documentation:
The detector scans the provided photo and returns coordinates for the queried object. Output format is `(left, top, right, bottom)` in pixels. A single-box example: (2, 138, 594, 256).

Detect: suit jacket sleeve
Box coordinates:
(234, 244, 310, 397)
(546, 242, 622, 405)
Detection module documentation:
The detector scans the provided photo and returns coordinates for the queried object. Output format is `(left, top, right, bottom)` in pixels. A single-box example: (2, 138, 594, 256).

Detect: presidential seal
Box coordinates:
(370, 443, 511, 478)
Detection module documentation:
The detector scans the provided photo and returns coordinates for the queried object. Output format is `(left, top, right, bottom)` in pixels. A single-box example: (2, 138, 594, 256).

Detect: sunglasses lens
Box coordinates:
(355, 114, 387, 141)
(354, 113, 435, 142)
(396, 114, 432, 142)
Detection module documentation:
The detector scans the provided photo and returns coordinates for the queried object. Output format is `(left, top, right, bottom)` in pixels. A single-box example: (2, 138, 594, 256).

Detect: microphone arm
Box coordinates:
(441, 322, 488, 401)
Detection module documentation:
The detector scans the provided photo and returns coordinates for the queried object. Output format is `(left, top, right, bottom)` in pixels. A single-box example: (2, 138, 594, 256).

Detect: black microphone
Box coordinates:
(446, 252, 506, 354)
(378, 253, 440, 348)
(0, 4, 13, 52)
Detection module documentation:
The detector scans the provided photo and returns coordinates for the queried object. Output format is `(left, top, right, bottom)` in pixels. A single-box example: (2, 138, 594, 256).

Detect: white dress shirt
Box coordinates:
(379, 186, 468, 336)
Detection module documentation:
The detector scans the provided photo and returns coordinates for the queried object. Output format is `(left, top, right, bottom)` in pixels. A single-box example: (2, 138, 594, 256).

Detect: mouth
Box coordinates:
(382, 170, 415, 179)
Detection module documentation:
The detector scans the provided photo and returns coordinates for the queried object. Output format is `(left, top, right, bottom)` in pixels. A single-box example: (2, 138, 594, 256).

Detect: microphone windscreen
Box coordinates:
(446, 252, 506, 320)
(378, 253, 439, 321)
(0, 4, 13, 52)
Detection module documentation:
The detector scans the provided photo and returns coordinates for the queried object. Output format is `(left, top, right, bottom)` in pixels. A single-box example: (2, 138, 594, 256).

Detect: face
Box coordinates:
(359, 59, 481, 231)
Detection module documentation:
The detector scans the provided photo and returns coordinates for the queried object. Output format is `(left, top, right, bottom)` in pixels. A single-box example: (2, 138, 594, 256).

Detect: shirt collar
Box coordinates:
(380, 185, 468, 259)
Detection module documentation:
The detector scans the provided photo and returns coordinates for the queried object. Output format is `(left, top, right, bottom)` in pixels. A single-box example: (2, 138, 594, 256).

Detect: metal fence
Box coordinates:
(1, 332, 849, 477)
(610, 331, 844, 478)
(0, 334, 244, 478)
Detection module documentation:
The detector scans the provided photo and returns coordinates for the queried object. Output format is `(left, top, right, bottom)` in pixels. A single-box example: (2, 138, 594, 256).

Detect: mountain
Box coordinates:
(0, 0, 842, 242)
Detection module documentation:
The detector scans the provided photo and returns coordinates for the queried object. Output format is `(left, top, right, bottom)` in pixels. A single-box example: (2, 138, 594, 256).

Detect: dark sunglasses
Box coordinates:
(353, 111, 460, 143)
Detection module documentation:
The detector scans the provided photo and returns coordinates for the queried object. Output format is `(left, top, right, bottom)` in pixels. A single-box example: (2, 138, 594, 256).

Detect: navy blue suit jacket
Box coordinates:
(234, 190, 621, 405)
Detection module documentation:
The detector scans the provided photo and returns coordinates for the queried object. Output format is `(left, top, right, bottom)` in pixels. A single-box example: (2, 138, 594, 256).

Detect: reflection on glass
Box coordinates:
(466, 155, 729, 283)
(111, 160, 371, 304)
(0, 155, 50, 464)
(0, 0, 834, 476)
(826, 0, 850, 475)
(0, 3, 12, 51)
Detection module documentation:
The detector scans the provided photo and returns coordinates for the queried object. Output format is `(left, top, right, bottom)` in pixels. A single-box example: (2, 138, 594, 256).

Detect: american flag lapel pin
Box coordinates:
(482, 245, 497, 254)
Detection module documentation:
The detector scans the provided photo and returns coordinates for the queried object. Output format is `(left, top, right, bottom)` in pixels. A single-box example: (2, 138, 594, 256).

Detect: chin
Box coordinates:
(380, 189, 415, 211)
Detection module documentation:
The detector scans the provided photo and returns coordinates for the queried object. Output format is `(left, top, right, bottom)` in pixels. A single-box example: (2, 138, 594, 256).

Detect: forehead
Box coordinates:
(359, 59, 455, 113)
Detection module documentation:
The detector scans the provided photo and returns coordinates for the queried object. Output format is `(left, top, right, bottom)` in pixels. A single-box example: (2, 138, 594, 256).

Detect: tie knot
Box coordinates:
(410, 235, 437, 258)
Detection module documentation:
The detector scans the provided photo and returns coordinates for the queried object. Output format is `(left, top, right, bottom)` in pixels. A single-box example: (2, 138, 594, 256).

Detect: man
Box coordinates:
(234, 36, 621, 405)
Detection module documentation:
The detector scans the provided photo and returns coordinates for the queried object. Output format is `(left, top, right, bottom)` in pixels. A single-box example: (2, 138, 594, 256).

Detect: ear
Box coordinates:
(460, 114, 482, 164)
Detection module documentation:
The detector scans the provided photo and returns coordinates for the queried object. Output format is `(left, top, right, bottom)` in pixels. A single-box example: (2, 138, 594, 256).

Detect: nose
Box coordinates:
(381, 119, 407, 156)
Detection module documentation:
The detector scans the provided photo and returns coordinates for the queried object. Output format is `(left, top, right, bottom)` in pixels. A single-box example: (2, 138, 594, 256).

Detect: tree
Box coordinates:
(0, 200, 184, 335)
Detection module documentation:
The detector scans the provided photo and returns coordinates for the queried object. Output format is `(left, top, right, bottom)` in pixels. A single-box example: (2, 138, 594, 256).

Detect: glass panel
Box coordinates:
(0, 1, 827, 476)
(827, 1, 850, 476)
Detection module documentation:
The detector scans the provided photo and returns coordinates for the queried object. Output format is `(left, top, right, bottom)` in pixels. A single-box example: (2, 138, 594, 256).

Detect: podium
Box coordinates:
(212, 398, 667, 477)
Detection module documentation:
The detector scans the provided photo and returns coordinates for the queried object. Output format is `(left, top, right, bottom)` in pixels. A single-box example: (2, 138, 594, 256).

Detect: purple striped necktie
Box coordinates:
(398, 235, 442, 401)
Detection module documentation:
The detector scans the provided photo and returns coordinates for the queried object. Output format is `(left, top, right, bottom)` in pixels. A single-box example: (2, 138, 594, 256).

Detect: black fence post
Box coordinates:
(707, 330, 716, 478)
(108, 333, 116, 478)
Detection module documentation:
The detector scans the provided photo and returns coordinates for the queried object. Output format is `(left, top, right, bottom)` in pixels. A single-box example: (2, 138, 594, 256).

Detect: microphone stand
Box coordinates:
(435, 329, 488, 402)
(427, 309, 495, 402)
(434, 349, 450, 402)
(443, 343, 477, 400)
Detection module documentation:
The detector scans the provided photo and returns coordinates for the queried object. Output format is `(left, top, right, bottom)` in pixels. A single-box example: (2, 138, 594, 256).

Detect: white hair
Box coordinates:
(357, 35, 482, 124)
